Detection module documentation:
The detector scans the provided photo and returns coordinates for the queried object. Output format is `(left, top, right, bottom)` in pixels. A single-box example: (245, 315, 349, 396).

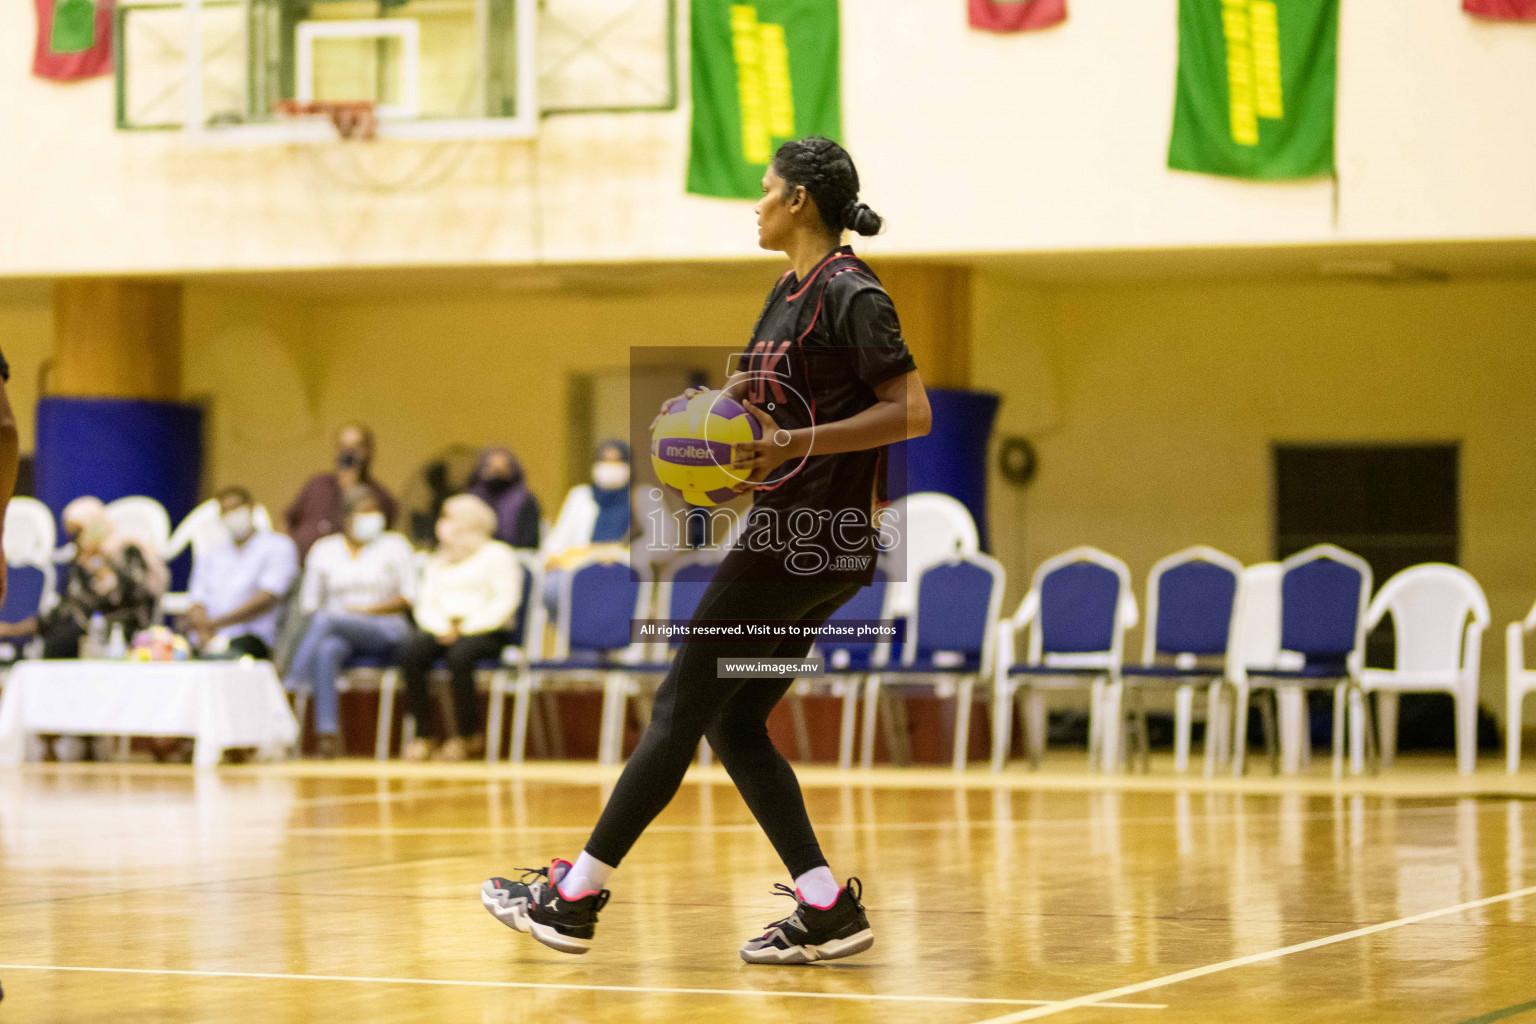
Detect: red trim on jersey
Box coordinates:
(785, 252, 857, 302)
(752, 267, 859, 493)
(752, 258, 876, 494)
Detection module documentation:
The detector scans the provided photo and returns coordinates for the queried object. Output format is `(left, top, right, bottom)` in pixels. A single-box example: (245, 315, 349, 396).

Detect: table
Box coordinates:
(0, 660, 299, 768)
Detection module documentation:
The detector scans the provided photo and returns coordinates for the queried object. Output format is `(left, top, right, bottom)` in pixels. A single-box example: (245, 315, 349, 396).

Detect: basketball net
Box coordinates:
(272, 99, 379, 141)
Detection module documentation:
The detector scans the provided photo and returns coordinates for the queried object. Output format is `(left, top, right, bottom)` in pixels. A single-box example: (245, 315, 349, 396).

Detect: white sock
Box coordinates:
(558, 852, 615, 899)
(794, 866, 840, 909)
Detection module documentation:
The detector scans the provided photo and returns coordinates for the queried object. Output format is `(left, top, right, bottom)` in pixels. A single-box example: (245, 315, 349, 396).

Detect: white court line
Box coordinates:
(280, 801, 1512, 836)
(292, 782, 493, 809)
(264, 797, 1499, 835)
(0, 964, 1163, 1010)
(964, 883, 1536, 1024)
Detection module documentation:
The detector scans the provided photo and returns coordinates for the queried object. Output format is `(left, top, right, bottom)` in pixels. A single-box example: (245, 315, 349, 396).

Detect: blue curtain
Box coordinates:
(886, 388, 1000, 551)
(35, 397, 205, 589)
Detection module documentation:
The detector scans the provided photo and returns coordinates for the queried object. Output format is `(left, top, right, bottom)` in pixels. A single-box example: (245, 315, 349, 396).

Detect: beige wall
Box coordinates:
(180, 278, 769, 521)
(5, 0, 1536, 275)
(0, 297, 56, 454)
(5, 266, 1535, 722)
(975, 274, 1536, 721)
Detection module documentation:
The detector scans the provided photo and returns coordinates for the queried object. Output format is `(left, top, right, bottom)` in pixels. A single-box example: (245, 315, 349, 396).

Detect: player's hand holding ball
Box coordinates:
(651, 389, 785, 506)
(729, 402, 806, 492)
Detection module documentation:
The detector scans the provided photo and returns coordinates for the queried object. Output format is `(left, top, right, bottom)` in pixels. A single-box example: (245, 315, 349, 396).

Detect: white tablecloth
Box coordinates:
(0, 660, 299, 768)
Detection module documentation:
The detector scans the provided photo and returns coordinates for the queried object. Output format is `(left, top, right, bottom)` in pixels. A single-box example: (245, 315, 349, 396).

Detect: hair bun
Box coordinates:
(841, 200, 884, 237)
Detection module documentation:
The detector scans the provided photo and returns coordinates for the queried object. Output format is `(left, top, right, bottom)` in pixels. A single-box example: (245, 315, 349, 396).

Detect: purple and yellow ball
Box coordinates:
(650, 391, 762, 507)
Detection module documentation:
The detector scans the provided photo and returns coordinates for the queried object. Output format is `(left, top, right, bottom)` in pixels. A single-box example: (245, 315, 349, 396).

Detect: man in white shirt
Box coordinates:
(285, 488, 418, 758)
(186, 486, 299, 660)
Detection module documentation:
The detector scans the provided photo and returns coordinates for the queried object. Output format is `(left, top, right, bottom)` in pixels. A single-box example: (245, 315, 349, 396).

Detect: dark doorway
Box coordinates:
(1274, 444, 1458, 575)
(1272, 443, 1473, 751)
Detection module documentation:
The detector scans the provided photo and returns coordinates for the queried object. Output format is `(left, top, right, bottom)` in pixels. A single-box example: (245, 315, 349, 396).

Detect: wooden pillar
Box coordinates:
(52, 278, 182, 399)
(870, 263, 971, 389)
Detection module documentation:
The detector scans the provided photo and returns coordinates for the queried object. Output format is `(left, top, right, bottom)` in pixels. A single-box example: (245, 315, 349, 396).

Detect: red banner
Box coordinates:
(33, 0, 114, 82)
(969, 0, 1067, 32)
(1464, 0, 1536, 19)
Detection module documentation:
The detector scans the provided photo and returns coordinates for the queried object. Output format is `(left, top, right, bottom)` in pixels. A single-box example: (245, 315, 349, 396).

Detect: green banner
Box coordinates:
(687, 0, 842, 199)
(50, 0, 98, 53)
(1168, 0, 1337, 179)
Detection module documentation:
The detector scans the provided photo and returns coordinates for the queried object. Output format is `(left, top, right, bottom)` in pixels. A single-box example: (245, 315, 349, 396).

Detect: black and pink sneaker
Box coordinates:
(740, 878, 873, 965)
(481, 865, 548, 934)
(524, 859, 610, 954)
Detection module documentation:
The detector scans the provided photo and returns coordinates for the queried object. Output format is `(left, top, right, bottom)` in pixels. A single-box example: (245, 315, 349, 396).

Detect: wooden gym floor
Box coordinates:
(3, 757, 1536, 1023)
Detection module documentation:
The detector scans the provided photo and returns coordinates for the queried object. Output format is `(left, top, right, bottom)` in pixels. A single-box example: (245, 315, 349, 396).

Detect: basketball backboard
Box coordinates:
(115, 0, 676, 143)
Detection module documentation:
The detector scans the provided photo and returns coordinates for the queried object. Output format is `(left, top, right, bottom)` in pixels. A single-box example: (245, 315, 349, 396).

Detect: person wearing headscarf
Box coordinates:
(539, 440, 636, 613)
(285, 486, 417, 759)
(18, 496, 170, 658)
(468, 447, 541, 549)
(399, 494, 522, 762)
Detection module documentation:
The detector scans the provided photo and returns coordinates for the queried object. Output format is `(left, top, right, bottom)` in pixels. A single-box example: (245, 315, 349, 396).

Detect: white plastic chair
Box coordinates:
(883, 492, 980, 619)
(160, 499, 275, 616)
(1508, 601, 1536, 773)
(3, 498, 57, 567)
(1360, 564, 1488, 775)
(104, 496, 172, 553)
(164, 498, 275, 563)
(1226, 562, 1296, 775)
(993, 547, 1138, 772)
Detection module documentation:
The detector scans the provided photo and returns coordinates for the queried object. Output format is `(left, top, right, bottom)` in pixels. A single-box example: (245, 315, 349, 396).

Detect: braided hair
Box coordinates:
(771, 136, 884, 237)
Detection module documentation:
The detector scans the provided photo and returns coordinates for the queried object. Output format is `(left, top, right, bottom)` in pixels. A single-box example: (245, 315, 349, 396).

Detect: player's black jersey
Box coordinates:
(734, 246, 916, 581)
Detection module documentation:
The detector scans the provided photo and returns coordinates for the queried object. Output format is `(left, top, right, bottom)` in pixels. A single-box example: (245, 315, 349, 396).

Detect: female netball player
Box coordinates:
(482, 136, 931, 964)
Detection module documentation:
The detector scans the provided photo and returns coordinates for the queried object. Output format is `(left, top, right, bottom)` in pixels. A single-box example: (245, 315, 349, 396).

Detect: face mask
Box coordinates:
(337, 449, 366, 471)
(481, 475, 515, 497)
(223, 506, 255, 541)
(592, 462, 630, 490)
(351, 511, 386, 543)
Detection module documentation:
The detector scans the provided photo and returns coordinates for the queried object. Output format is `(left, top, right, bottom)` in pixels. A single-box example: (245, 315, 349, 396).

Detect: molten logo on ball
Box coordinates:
(651, 391, 763, 507)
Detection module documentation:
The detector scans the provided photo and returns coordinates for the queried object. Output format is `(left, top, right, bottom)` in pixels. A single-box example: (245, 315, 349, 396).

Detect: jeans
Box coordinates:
(285, 611, 411, 736)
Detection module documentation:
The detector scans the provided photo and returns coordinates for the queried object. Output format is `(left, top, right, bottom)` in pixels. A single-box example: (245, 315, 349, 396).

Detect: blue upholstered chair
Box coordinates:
(1236, 544, 1373, 779)
(473, 552, 542, 762)
(792, 570, 892, 769)
(1118, 547, 1244, 775)
(992, 547, 1137, 772)
(626, 551, 722, 766)
(861, 554, 1005, 772)
(507, 555, 651, 765)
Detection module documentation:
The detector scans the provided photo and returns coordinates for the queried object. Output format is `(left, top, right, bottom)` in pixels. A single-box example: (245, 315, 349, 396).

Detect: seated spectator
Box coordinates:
(286, 422, 398, 561)
(285, 487, 416, 759)
(399, 494, 522, 763)
(540, 439, 636, 612)
(0, 496, 169, 658)
(468, 446, 541, 549)
(184, 486, 299, 660)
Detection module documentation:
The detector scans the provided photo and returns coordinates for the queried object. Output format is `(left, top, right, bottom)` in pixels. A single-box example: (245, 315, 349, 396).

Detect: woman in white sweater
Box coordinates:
(399, 494, 523, 762)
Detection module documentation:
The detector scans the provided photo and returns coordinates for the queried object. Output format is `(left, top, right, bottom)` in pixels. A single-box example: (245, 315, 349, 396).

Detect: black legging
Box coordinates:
(584, 550, 861, 878)
(399, 629, 511, 740)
